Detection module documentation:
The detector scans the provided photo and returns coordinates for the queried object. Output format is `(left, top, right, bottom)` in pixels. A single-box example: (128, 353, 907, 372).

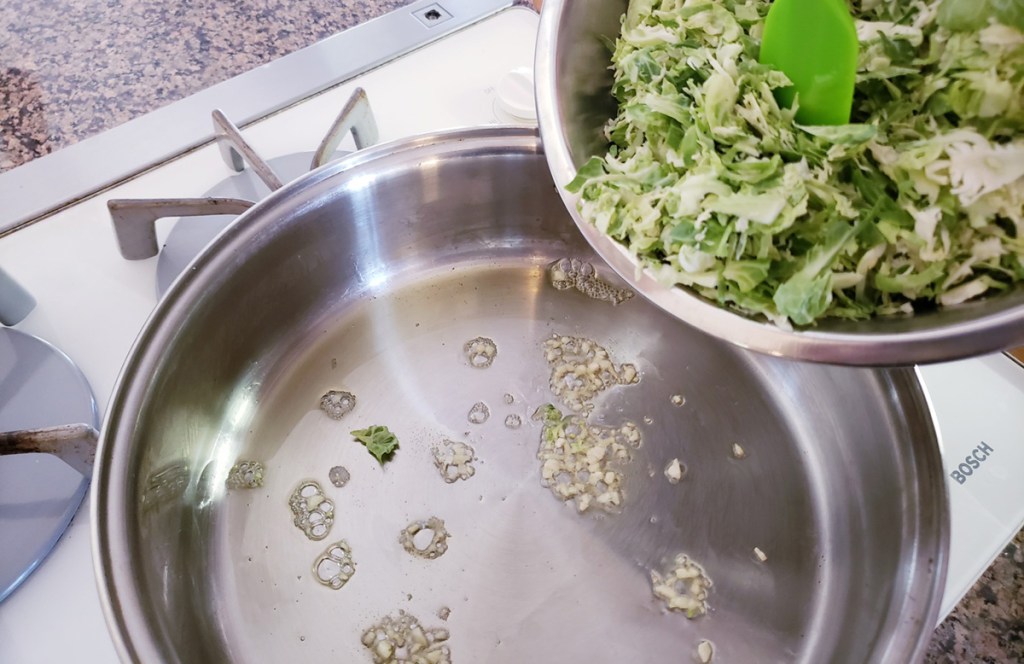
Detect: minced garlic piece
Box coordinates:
(650, 553, 712, 618)
(542, 334, 640, 414)
(361, 611, 451, 664)
(432, 440, 476, 483)
(664, 458, 684, 484)
(534, 404, 640, 513)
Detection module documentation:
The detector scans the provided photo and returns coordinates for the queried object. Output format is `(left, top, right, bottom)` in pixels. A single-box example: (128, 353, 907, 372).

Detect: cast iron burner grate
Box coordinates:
(108, 88, 379, 295)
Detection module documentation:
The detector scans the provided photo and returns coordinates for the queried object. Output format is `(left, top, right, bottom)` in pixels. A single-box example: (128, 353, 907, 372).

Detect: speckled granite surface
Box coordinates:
(1, 1, 1022, 660)
(927, 530, 1024, 663)
(0, 0, 415, 171)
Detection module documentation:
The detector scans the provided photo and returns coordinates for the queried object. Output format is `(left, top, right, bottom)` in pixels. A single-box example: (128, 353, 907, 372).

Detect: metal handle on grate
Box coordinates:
(108, 198, 255, 260)
(212, 110, 284, 191)
(312, 88, 380, 170)
(0, 266, 37, 326)
(108, 89, 380, 261)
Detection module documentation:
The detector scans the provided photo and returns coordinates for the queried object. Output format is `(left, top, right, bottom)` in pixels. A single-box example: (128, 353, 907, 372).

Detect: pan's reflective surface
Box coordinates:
(94, 128, 947, 663)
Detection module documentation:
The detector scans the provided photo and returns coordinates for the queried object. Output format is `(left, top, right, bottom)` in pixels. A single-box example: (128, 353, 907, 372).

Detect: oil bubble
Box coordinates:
(313, 540, 356, 589)
(328, 465, 350, 488)
(399, 516, 450, 560)
(226, 460, 264, 489)
(319, 390, 356, 420)
(432, 439, 476, 483)
(289, 480, 334, 541)
(468, 402, 490, 424)
(463, 337, 497, 368)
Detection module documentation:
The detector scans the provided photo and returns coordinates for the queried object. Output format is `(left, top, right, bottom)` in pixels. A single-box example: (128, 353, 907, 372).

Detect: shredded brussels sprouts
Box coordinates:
(569, 0, 1024, 325)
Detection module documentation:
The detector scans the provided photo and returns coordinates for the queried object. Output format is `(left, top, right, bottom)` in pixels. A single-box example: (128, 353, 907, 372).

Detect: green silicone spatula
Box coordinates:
(759, 0, 859, 125)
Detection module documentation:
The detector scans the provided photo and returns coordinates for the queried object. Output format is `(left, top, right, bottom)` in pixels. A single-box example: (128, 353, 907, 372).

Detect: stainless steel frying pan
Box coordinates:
(93, 127, 948, 663)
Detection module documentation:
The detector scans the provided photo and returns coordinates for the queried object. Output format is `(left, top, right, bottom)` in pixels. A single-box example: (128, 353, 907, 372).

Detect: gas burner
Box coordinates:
(0, 327, 98, 602)
(0, 327, 98, 449)
(155, 152, 312, 295)
(107, 88, 379, 294)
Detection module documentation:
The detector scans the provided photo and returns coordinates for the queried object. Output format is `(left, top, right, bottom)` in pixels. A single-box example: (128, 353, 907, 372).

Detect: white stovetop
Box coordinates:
(0, 7, 1022, 663)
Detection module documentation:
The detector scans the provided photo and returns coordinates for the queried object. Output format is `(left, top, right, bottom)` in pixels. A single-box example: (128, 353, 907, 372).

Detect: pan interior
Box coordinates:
(109, 134, 940, 663)
(154, 260, 920, 663)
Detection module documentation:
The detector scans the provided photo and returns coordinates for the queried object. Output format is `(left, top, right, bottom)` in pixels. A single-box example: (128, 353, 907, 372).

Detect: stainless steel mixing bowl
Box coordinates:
(93, 127, 948, 663)
(534, 0, 1024, 365)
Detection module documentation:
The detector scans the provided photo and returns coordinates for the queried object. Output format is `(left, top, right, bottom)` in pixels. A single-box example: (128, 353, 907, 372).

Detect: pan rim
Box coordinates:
(91, 125, 950, 663)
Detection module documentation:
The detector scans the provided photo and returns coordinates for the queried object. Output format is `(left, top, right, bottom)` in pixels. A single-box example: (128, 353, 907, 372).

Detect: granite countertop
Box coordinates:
(0, 0, 415, 171)
(1, 0, 1021, 660)
(931, 531, 1024, 663)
